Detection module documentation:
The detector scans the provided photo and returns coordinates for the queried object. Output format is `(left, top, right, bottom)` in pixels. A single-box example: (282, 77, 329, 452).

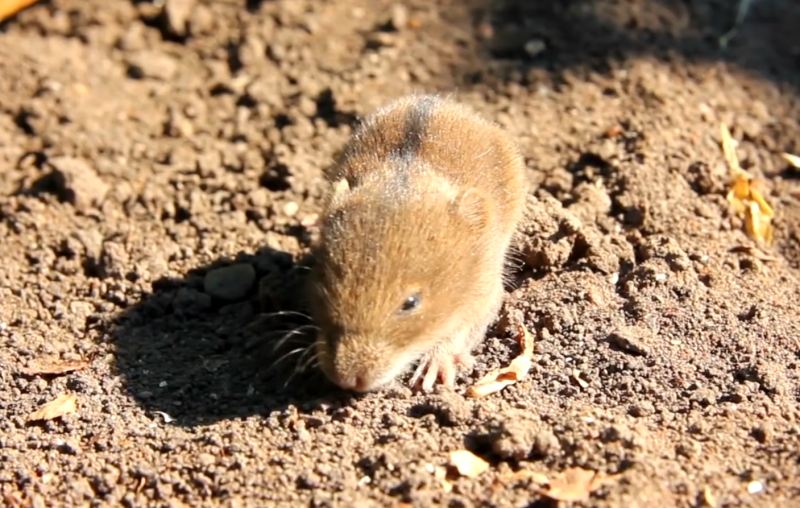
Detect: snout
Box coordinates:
(323, 356, 384, 392)
(316, 336, 391, 392)
(331, 370, 380, 392)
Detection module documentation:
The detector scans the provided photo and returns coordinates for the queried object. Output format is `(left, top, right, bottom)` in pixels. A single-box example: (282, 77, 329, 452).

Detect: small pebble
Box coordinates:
(49, 157, 109, 211)
(747, 481, 763, 494)
(164, 0, 195, 36)
(198, 453, 216, 467)
(390, 4, 408, 30)
(127, 50, 178, 80)
(204, 264, 257, 301)
(524, 39, 546, 57)
(283, 202, 299, 217)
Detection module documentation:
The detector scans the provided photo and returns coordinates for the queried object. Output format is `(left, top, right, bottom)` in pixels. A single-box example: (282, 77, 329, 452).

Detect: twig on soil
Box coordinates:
(0, 0, 41, 23)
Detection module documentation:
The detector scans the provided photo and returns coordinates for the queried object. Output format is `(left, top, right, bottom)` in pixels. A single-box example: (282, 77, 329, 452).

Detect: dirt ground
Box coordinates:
(2, 0, 800, 506)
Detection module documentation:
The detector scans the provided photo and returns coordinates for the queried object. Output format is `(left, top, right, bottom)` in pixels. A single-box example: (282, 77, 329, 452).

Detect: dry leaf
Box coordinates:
(467, 324, 534, 398)
(27, 393, 78, 422)
(702, 485, 718, 507)
(749, 182, 774, 217)
(780, 152, 800, 168)
(744, 201, 774, 244)
(449, 450, 490, 478)
(20, 357, 90, 376)
(720, 123, 774, 244)
(541, 467, 599, 502)
(720, 123, 743, 175)
(0, 0, 41, 22)
(501, 469, 550, 485)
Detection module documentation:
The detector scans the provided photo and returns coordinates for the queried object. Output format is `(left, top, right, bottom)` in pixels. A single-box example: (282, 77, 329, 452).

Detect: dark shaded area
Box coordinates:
(469, 0, 799, 98)
(107, 247, 355, 426)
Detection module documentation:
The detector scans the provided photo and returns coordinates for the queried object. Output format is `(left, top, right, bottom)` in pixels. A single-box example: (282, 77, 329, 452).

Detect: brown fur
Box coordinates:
(308, 94, 528, 392)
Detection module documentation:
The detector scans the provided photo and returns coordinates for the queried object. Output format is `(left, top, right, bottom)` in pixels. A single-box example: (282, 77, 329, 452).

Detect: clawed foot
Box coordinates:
(409, 350, 475, 392)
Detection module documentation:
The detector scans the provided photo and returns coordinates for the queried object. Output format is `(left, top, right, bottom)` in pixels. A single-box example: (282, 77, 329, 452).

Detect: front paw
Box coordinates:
(408, 350, 475, 392)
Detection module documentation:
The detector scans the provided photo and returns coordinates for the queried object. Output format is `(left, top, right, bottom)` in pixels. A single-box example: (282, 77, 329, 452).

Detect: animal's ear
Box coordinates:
(450, 188, 490, 231)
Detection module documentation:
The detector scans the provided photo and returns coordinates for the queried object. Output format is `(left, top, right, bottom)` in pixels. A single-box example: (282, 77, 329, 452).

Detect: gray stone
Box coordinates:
(204, 264, 256, 301)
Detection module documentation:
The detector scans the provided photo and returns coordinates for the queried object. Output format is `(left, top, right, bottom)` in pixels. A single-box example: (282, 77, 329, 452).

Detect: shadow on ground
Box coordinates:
(107, 246, 357, 427)
(467, 0, 800, 96)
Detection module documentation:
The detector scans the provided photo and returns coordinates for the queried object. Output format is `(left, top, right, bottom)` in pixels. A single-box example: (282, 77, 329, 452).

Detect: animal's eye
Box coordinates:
(399, 292, 421, 313)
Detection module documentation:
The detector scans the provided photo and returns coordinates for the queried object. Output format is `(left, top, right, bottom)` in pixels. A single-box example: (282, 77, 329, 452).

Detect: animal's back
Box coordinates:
(327, 94, 528, 236)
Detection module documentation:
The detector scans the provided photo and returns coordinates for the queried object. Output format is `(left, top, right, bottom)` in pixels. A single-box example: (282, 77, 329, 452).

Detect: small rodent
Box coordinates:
(308, 94, 529, 392)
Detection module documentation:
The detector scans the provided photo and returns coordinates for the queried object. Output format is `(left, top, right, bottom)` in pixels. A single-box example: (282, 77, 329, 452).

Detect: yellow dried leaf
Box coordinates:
(729, 175, 751, 201)
(727, 191, 748, 218)
(0, 0, 41, 23)
(20, 357, 90, 376)
(749, 186, 774, 218)
(702, 485, 718, 507)
(541, 467, 599, 502)
(780, 152, 800, 168)
(28, 393, 78, 421)
(467, 324, 534, 398)
(745, 201, 774, 245)
(449, 450, 490, 478)
(719, 123, 775, 243)
(720, 123, 743, 176)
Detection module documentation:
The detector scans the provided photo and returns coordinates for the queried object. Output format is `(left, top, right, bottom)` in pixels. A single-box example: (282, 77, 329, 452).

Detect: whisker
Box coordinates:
(270, 325, 317, 352)
(244, 328, 305, 352)
(262, 326, 318, 340)
(285, 345, 319, 387)
(298, 346, 320, 373)
(268, 347, 308, 371)
(259, 310, 314, 321)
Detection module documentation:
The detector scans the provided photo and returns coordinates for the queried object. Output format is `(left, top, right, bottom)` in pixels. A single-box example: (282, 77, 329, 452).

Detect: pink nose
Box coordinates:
(337, 373, 369, 392)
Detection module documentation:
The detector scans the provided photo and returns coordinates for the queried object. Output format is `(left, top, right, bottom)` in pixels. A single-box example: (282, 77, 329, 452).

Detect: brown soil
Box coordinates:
(2, 0, 800, 507)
